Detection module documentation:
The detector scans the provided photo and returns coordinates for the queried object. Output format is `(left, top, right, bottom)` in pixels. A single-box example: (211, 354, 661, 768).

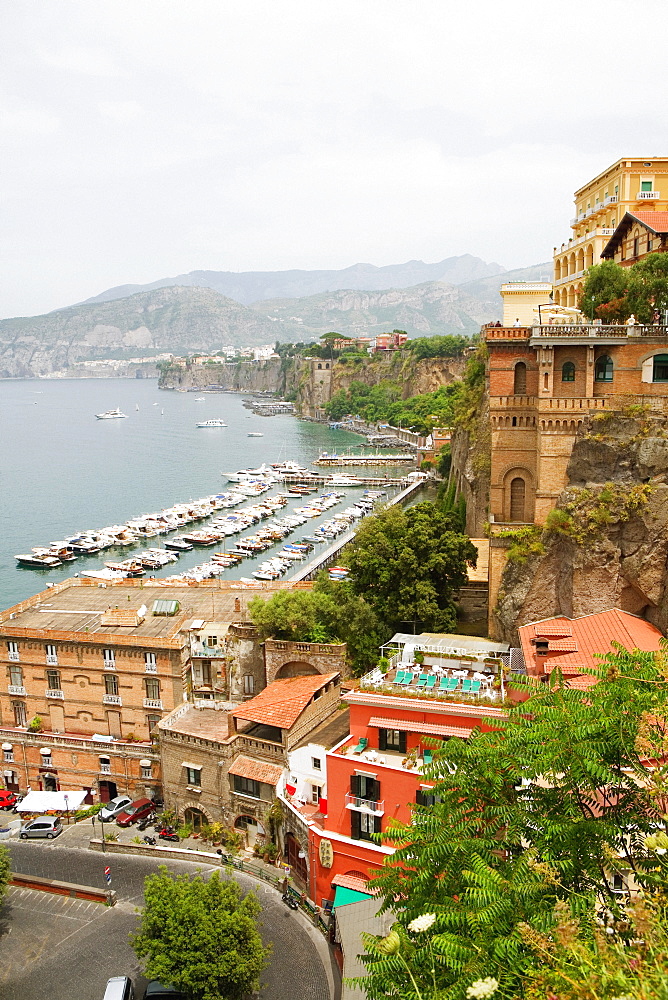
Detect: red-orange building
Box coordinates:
(279, 634, 509, 908)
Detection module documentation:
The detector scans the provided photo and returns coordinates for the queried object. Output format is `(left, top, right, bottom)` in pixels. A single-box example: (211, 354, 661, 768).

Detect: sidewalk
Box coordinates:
(56, 816, 290, 882)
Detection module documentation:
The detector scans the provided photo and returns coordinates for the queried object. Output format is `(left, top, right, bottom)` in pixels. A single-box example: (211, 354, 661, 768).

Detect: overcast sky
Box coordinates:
(2, 0, 665, 318)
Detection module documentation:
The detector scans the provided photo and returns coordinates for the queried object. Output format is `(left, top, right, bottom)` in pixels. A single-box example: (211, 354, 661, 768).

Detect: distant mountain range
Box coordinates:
(77, 254, 507, 307)
(0, 257, 552, 377)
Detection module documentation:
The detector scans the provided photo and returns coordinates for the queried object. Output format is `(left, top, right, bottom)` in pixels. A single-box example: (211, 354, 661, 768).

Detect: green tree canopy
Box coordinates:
(405, 335, 471, 360)
(627, 251, 668, 322)
(354, 646, 668, 999)
(579, 259, 630, 322)
(248, 580, 386, 675)
(133, 868, 268, 1000)
(346, 502, 477, 633)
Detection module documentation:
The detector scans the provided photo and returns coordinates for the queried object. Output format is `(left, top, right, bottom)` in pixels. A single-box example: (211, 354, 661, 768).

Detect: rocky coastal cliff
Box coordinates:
(494, 410, 668, 643)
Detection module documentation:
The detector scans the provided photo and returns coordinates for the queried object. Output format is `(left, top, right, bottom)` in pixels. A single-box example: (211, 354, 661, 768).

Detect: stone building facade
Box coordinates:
(157, 672, 342, 844)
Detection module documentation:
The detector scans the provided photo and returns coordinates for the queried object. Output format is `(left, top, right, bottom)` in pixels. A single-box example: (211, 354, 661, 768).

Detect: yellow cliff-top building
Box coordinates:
(553, 157, 668, 309)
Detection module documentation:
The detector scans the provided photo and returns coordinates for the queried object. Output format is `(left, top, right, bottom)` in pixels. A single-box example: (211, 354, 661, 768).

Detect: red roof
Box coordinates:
(228, 755, 284, 786)
(630, 211, 668, 233)
(231, 672, 340, 730)
(518, 609, 663, 687)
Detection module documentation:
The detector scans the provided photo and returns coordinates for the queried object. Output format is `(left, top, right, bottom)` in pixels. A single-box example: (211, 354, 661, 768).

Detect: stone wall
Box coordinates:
(264, 639, 348, 685)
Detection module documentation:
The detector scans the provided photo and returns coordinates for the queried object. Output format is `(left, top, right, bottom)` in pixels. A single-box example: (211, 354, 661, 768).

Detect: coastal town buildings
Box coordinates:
(0, 578, 345, 804)
(553, 157, 668, 309)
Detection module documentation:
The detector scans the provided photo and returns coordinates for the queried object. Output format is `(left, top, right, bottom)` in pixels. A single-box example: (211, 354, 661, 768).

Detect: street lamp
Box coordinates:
(92, 811, 106, 852)
(63, 793, 69, 826)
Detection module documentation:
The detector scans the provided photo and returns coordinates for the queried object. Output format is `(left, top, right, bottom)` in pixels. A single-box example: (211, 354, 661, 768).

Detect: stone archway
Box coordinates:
(275, 660, 319, 680)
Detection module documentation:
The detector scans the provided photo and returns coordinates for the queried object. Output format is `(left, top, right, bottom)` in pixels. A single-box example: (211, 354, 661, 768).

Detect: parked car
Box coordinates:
(20, 815, 63, 839)
(0, 790, 18, 810)
(116, 798, 155, 827)
(99, 795, 133, 823)
(103, 977, 134, 1000)
(144, 982, 186, 1000)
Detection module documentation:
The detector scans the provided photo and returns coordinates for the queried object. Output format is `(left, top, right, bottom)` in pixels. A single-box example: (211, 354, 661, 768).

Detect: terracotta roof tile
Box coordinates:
(518, 610, 663, 689)
(231, 673, 340, 730)
(532, 622, 573, 638)
(630, 211, 668, 233)
(547, 638, 578, 652)
(228, 755, 284, 786)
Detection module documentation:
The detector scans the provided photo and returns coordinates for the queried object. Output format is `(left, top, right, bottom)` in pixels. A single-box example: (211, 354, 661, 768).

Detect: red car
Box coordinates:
(0, 790, 18, 810)
(115, 797, 155, 827)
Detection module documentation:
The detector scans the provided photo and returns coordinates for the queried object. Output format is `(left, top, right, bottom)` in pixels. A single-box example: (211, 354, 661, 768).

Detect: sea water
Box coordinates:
(0, 378, 398, 608)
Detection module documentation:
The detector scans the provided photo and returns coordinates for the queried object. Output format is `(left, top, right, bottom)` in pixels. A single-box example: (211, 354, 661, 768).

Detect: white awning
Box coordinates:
(2, 743, 13, 751)
(39, 747, 52, 755)
(181, 761, 202, 770)
(3, 770, 14, 777)
(139, 759, 152, 767)
(17, 790, 88, 812)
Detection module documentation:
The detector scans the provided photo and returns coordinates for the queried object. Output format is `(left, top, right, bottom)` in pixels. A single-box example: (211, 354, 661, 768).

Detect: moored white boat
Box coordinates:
(95, 408, 127, 420)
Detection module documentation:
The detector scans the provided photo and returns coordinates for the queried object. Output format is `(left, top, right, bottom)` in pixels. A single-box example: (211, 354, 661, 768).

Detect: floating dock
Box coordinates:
(314, 453, 415, 467)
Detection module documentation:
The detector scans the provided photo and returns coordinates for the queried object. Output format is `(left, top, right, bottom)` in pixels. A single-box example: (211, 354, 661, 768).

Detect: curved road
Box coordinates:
(3, 843, 336, 1000)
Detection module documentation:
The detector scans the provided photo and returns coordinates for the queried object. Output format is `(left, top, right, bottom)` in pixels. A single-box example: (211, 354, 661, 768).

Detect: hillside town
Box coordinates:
(2, 156, 668, 999)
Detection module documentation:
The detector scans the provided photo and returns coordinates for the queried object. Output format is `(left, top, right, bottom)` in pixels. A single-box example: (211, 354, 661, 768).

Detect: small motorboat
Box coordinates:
(196, 419, 227, 428)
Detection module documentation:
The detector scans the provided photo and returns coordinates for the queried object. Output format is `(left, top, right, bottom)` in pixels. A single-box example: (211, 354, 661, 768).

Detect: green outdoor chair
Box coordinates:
(461, 678, 472, 694)
(438, 676, 450, 691)
(394, 670, 406, 685)
(422, 748, 433, 765)
(351, 737, 368, 754)
(470, 679, 482, 694)
(416, 674, 429, 688)
(447, 678, 459, 692)
(425, 674, 437, 690)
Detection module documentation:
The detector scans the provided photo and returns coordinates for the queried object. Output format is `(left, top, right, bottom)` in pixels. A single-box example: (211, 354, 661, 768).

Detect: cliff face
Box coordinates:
(159, 352, 466, 414)
(494, 411, 668, 644)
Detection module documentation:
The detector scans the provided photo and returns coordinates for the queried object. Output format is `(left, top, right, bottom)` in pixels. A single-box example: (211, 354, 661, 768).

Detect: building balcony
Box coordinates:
(345, 792, 385, 816)
(637, 190, 660, 199)
(100, 764, 111, 774)
(604, 194, 618, 206)
(531, 323, 668, 341)
(46, 655, 58, 666)
(103, 694, 122, 706)
(554, 268, 585, 286)
(190, 644, 226, 657)
(103, 660, 116, 670)
(8, 685, 26, 696)
(45, 689, 64, 699)
(7, 652, 20, 662)
(143, 698, 163, 710)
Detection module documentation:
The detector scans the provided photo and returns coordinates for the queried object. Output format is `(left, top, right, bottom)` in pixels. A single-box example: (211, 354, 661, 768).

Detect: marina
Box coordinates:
(1, 378, 417, 606)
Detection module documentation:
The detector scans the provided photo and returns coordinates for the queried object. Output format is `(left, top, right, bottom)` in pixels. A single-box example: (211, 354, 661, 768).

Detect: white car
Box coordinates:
(99, 795, 133, 823)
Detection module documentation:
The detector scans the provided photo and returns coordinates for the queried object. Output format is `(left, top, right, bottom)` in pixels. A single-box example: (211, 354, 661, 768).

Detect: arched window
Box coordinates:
(562, 362, 575, 382)
(513, 362, 527, 394)
(509, 478, 526, 522)
(653, 354, 668, 382)
(595, 355, 613, 381)
(317, 363, 322, 370)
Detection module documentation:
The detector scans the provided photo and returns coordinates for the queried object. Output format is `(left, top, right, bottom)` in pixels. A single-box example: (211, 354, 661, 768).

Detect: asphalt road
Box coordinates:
(2, 843, 336, 1000)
